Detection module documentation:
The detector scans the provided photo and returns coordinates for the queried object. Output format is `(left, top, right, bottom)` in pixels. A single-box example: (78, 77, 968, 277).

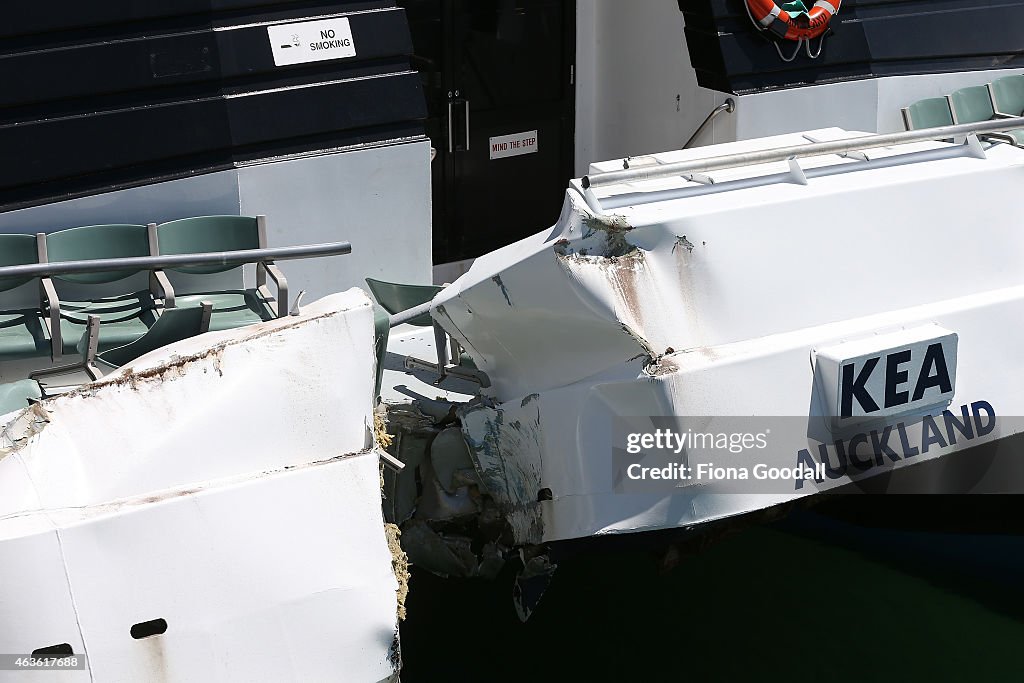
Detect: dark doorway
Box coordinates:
(400, 0, 576, 265)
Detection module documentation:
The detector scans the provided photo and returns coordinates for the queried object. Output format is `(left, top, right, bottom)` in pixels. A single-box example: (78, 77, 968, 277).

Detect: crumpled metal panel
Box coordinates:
(428, 134, 1024, 542)
(0, 290, 401, 682)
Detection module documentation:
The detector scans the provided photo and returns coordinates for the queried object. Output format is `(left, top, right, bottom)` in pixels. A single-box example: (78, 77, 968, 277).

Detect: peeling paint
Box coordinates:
(581, 213, 635, 257)
(62, 305, 357, 400)
(554, 253, 653, 372)
(555, 248, 644, 265)
(491, 275, 514, 307)
(387, 630, 402, 674)
(644, 352, 677, 376)
(0, 402, 50, 459)
(553, 212, 638, 261)
(673, 235, 695, 254)
(459, 396, 544, 545)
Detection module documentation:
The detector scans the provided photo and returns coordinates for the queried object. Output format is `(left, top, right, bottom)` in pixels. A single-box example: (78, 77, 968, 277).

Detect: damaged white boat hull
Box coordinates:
(423, 129, 1024, 543)
(0, 291, 401, 682)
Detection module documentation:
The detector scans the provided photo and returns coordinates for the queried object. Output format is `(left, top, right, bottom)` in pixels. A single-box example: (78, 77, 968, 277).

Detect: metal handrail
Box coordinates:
(0, 241, 352, 279)
(582, 116, 1024, 190)
(390, 300, 434, 328)
(683, 98, 736, 149)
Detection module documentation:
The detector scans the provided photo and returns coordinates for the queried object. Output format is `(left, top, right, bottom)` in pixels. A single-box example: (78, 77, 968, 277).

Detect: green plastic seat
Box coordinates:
(0, 311, 50, 359)
(990, 75, 1024, 117)
(169, 291, 270, 332)
(46, 224, 152, 285)
(0, 234, 39, 293)
(365, 278, 442, 327)
(95, 303, 212, 370)
(0, 379, 42, 415)
(0, 234, 51, 360)
(362, 278, 486, 389)
(157, 216, 276, 330)
(31, 302, 213, 386)
(157, 216, 261, 272)
(948, 85, 1024, 146)
(948, 86, 996, 124)
(58, 293, 157, 354)
(46, 224, 157, 350)
(902, 97, 954, 130)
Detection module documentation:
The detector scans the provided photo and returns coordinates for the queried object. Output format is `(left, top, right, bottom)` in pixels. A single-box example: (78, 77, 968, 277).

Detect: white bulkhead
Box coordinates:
(0, 291, 402, 682)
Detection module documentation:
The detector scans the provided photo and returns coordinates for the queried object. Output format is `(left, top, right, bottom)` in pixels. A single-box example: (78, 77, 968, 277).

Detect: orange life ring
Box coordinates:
(745, 0, 840, 41)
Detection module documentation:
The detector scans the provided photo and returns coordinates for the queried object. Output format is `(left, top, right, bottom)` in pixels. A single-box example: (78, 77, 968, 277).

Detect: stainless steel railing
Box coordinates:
(0, 242, 352, 279)
(582, 116, 1024, 190)
(683, 98, 736, 150)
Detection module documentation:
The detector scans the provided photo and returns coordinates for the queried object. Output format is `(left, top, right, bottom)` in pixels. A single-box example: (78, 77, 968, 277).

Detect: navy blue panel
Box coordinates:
(0, 72, 425, 190)
(0, 8, 413, 110)
(678, 0, 1024, 94)
(1, 1, 390, 39)
(0, 1, 426, 211)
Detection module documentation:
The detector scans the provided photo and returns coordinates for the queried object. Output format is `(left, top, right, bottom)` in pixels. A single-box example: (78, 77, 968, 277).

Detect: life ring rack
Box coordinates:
(743, 0, 841, 61)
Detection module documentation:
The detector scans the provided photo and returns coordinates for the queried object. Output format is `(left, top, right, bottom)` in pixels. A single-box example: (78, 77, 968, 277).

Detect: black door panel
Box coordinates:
(401, 0, 574, 264)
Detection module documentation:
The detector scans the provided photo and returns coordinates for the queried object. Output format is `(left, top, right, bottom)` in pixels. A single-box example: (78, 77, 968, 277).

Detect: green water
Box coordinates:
(401, 524, 1023, 681)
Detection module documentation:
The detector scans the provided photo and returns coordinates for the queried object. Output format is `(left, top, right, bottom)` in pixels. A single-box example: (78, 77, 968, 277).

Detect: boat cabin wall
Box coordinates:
(574, 0, 732, 174)
(0, 0, 432, 300)
(576, 0, 1024, 172)
(728, 68, 1024, 142)
(0, 140, 433, 310)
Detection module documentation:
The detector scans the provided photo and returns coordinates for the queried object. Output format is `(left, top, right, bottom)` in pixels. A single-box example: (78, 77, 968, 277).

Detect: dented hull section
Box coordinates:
(405, 130, 1024, 544)
(460, 396, 545, 546)
(0, 290, 402, 682)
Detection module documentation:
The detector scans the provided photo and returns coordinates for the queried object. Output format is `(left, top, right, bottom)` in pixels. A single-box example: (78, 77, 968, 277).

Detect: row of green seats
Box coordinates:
(902, 74, 1024, 145)
(0, 302, 216, 415)
(0, 215, 285, 363)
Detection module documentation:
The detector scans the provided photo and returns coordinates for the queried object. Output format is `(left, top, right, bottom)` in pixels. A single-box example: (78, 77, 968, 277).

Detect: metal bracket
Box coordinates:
(839, 150, 871, 162)
(30, 314, 103, 385)
(787, 157, 809, 185)
(403, 356, 492, 387)
(803, 134, 871, 162)
(964, 133, 988, 159)
(623, 156, 660, 169)
(289, 290, 307, 316)
(683, 173, 715, 185)
(379, 450, 406, 473)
